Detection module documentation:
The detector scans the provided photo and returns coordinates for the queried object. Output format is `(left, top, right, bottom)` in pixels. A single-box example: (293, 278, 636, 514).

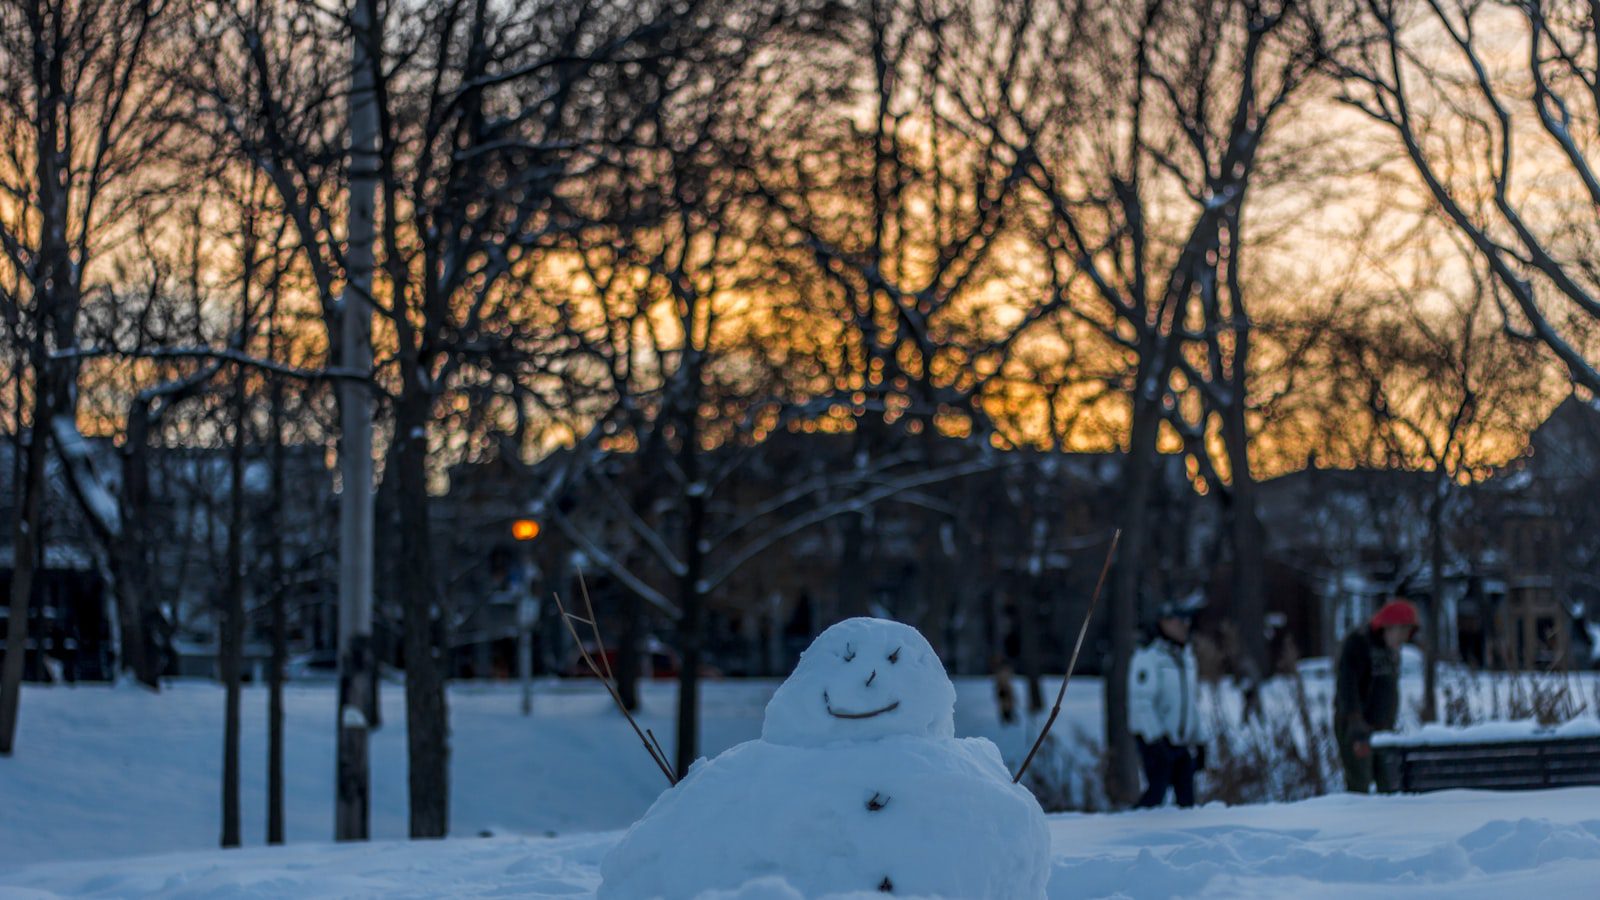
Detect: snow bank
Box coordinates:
(6, 789, 1600, 897)
(691, 877, 939, 898)
(0, 680, 770, 866)
(1047, 789, 1600, 898)
(0, 674, 1072, 868)
(1373, 717, 1600, 747)
(10, 662, 1600, 896)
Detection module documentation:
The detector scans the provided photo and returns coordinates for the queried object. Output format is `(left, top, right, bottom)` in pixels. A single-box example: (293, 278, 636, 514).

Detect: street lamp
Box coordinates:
(509, 518, 541, 714)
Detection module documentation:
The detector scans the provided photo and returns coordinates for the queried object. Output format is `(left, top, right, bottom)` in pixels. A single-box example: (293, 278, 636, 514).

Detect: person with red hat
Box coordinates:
(1334, 598, 1419, 793)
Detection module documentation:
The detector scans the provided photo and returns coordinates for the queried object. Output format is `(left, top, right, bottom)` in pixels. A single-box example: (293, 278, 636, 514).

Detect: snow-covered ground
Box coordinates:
(3, 675, 1599, 896)
(5, 786, 1598, 897)
(0, 676, 1091, 866)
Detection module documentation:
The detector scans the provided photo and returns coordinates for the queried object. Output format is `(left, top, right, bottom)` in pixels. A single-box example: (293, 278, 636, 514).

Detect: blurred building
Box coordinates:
(1245, 394, 1600, 670)
(0, 435, 338, 683)
(437, 430, 1215, 679)
(9, 393, 1592, 687)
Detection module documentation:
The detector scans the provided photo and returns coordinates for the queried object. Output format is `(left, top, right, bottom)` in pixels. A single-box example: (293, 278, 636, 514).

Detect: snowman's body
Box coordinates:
(597, 618, 1050, 899)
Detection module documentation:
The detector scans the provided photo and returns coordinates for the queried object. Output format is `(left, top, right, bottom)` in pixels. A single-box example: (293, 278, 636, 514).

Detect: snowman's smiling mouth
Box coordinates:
(823, 691, 900, 719)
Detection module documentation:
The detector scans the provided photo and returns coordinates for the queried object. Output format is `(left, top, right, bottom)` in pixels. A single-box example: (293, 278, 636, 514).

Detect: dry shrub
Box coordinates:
(1200, 671, 1336, 805)
(1442, 675, 1475, 726)
(1020, 666, 1598, 812)
(1018, 727, 1111, 813)
(1439, 665, 1591, 727)
(1518, 673, 1588, 726)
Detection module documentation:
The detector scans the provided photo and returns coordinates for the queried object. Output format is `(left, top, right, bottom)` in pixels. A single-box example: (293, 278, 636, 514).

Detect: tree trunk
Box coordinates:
(1217, 198, 1269, 688)
(221, 364, 247, 848)
(3, 37, 79, 750)
(223, 194, 258, 845)
(674, 415, 708, 779)
(267, 369, 287, 844)
(837, 511, 868, 620)
(2, 363, 21, 733)
(115, 407, 159, 688)
(1018, 583, 1045, 714)
(397, 383, 449, 839)
(1423, 488, 1445, 723)
(1221, 401, 1269, 681)
(1106, 395, 1161, 805)
(0, 393, 50, 755)
(836, 429, 873, 622)
(618, 587, 643, 711)
(1021, 483, 1048, 713)
(617, 479, 657, 712)
(335, 0, 381, 842)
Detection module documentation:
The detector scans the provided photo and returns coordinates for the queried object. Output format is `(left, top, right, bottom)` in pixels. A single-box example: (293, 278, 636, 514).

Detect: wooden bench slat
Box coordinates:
(1374, 734, 1600, 794)
(1404, 759, 1542, 771)
(1542, 768, 1600, 781)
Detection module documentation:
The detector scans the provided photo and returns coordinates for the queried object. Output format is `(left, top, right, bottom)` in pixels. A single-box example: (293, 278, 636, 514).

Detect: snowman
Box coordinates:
(597, 618, 1050, 899)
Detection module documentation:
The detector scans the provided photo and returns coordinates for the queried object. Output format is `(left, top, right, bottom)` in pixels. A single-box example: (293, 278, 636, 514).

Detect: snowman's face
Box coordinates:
(762, 617, 956, 747)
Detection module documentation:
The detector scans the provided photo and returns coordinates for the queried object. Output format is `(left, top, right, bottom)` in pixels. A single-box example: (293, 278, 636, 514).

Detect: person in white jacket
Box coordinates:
(1128, 595, 1207, 808)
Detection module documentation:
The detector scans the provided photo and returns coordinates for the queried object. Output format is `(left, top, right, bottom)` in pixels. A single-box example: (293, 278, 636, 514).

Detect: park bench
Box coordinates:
(1372, 720, 1600, 793)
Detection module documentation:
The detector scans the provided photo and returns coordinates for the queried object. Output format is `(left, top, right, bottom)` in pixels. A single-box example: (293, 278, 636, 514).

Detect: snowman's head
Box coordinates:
(761, 617, 956, 747)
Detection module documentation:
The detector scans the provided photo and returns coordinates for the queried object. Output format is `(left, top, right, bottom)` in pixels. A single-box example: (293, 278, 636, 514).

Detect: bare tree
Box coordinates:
(352, 0, 771, 835)
(759, 2, 1026, 649)
(949, 0, 1345, 800)
(734, 0, 1335, 799)
(180, 0, 757, 834)
(264, 260, 291, 847)
(0, 0, 175, 752)
(533, 0, 1108, 771)
(221, 348, 249, 849)
(1318, 243, 1549, 716)
(1336, 0, 1600, 392)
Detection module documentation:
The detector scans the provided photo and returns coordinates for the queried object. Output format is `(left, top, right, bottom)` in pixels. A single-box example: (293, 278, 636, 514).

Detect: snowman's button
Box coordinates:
(866, 791, 890, 812)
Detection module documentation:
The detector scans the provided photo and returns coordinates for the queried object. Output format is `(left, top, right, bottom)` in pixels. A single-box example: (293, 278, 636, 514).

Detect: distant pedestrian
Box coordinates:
(1334, 599, 1418, 793)
(1129, 594, 1207, 808)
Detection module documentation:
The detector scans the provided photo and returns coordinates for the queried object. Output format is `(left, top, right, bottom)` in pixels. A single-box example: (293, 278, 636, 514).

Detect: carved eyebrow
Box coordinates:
(888, 647, 901, 663)
(842, 643, 856, 662)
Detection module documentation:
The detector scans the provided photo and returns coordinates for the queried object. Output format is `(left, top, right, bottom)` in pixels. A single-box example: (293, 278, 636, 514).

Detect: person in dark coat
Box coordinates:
(1334, 599, 1419, 793)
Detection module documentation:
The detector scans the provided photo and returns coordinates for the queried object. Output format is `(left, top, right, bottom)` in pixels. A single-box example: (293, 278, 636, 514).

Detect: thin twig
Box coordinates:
(1014, 529, 1121, 784)
(646, 728, 670, 768)
(578, 572, 618, 684)
(554, 588, 678, 786)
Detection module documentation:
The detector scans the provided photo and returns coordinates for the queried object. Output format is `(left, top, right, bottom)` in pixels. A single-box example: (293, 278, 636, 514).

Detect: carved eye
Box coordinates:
(888, 648, 901, 664)
(843, 644, 856, 662)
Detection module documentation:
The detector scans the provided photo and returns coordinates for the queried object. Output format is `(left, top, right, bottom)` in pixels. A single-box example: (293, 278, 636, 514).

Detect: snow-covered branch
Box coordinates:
(700, 455, 1020, 596)
(544, 507, 681, 619)
(52, 346, 370, 386)
(705, 448, 918, 552)
(591, 466, 688, 578)
(51, 416, 121, 542)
